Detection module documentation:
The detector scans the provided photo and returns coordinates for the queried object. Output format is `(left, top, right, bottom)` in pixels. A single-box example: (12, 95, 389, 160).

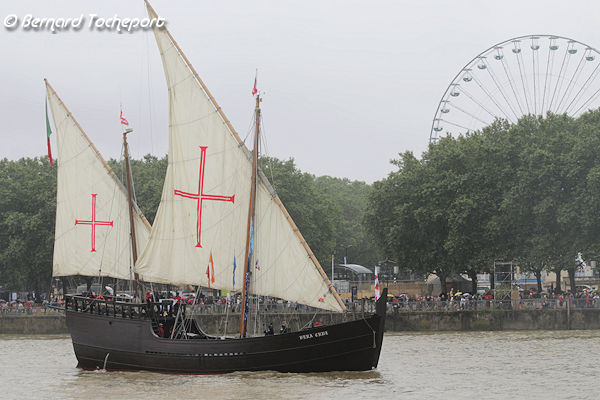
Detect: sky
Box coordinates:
(1, 0, 600, 183)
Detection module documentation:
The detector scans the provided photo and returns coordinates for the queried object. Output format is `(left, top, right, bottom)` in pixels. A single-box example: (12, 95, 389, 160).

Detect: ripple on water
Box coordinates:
(1, 331, 599, 400)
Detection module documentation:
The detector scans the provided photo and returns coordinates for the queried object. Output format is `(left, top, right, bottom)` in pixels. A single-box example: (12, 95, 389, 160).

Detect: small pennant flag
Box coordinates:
(206, 252, 215, 288)
(255, 259, 260, 271)
(45, 98, 53, 165)
(318, 298, 324, 303)
(251, 72, 258, 96)
(374, 266, 380, 300)
(232, 256, 237, 288)
(120, 109, 129, 126)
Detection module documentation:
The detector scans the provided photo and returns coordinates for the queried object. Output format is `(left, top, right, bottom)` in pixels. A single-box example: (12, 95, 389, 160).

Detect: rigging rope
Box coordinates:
(145, 30, 155, 155)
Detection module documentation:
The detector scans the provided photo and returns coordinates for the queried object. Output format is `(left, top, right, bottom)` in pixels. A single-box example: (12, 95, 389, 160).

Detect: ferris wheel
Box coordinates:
(430, 35, 600, 142)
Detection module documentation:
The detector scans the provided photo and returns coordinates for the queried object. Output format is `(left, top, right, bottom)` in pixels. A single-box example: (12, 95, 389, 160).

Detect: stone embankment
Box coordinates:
(0, 314, 67, 334)
(3, 308, 600, 334)
(387, 308, 600, 331)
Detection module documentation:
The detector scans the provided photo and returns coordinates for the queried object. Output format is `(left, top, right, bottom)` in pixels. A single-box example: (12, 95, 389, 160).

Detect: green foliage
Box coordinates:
(0, 157, 56, 292)
(0, 153, 377, 291)
(108, 154, 167, 224)
(366, 110, 600, 290)
(314, 176, 379, 267)
(260, 157, 374, 268)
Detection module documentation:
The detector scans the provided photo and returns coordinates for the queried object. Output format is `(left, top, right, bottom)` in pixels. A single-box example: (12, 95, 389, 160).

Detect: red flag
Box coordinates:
(252, 75, 258, 96)
(120, 109, 129, 126)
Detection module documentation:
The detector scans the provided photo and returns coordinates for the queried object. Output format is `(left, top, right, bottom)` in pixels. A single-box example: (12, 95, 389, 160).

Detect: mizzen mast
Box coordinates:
(239, 93, 261, 338)
(123, 128, 141, 300)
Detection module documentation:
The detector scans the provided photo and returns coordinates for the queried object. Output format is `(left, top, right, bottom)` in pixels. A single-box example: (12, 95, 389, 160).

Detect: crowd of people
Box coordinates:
(3, 287, 600, 315)
(384, 287, 600, 312)
(0, 292, 62, 314)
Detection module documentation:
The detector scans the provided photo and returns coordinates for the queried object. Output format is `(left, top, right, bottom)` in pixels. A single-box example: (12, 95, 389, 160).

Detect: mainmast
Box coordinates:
(239, 94, 261, 337)
(123, 128, 141, 300)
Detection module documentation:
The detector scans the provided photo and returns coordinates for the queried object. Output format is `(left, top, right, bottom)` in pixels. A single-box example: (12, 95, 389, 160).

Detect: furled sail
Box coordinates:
(136, 2, 344, 312)
(46, 80, 151, 280)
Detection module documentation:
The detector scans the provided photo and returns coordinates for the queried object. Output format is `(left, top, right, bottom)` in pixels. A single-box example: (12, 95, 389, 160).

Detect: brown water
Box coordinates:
(1, 331, 597, 399)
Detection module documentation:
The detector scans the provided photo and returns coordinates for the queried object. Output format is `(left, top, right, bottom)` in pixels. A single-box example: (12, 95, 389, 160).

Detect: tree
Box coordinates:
(314, 176, 379, 267)
(108, 154, 167, 224)
(259, 157, 338, 267)
(366, 111, 600, 295)
(0, 157, 56, 293)
(366, 151, 460, 290)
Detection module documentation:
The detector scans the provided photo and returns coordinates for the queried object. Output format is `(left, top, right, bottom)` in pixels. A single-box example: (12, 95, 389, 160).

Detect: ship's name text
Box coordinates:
(299, 331, 328, 341)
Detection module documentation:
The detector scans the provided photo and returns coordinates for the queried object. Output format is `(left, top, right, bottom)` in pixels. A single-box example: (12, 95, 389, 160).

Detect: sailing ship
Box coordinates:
(48, 0, 386, 373)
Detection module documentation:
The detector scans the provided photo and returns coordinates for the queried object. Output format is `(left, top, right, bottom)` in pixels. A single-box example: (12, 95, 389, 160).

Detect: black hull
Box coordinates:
(66, 292, 387, 374)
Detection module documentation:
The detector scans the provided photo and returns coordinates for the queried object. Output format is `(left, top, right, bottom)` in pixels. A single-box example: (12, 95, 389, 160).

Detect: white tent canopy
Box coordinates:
(337, 264, 373, 275)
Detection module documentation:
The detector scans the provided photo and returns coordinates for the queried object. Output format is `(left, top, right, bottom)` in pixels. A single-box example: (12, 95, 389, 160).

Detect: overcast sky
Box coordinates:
(1, 0, 600, 182)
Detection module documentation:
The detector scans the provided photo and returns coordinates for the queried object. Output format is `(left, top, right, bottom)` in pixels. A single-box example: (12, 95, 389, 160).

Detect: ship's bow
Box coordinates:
(372, 287, 387, 367)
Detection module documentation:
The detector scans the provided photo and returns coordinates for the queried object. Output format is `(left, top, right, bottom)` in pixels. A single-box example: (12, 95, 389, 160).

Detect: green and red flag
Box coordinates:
(45, 97, 53, 165)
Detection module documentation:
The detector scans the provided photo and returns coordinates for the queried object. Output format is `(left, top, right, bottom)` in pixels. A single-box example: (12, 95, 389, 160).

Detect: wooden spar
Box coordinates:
(143, 1, 345, 311)
(239, 95, 260, 338)
(144, 0, 245, 147)
(44, 79, 152, 233)
(123, 129, 141, 299)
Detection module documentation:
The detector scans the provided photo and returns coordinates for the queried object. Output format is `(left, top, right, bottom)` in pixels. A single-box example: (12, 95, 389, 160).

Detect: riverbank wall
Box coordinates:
(0, 314, 68, 334)
(3, 309, 600, 334)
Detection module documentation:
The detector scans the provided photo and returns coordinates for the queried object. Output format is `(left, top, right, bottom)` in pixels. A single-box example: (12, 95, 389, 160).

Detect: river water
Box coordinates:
(1, 331, 597, 399)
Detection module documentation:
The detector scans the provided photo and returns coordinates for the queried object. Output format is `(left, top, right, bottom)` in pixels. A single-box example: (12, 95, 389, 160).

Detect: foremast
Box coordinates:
(240, 94, 261, 338)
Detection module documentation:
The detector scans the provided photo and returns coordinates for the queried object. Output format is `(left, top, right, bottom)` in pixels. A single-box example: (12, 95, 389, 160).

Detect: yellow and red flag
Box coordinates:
(206, 252, 215, 288)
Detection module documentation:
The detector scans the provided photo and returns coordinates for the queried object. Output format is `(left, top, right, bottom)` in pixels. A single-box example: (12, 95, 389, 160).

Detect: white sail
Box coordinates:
(136, 3, 344, 312)
(46, 80, 151, 280)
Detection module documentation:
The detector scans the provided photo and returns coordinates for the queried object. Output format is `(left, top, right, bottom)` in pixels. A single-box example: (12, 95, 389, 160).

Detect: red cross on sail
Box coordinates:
(174, 146, 235, 248)
(75, 194, 114, 252)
